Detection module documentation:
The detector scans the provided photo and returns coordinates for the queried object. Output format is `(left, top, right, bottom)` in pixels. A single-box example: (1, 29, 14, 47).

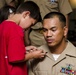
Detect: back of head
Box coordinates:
(0, 5, 16, 23)
(43, 12, 66, 27)
(16, 1, 40, 21)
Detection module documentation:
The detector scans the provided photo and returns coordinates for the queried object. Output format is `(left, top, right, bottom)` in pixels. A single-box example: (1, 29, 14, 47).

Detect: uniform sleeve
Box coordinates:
(7, 25, 25, 62)
(5, 0, 13, 4)
(59, 0, 72, 15)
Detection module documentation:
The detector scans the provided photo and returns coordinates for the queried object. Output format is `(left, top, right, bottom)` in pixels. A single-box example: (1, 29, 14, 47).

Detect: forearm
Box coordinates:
(11, 49, 46, 63)
(24, 52, 34, 61)
(25, 50, 46, 61)
(9, 52, 34, 63)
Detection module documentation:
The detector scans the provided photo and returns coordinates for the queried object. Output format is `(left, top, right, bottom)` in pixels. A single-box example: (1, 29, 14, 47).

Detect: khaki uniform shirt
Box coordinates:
(28, 41, 76, 75)
(25, 0, 72, 29)
(0, 0, 12, 8)
(24, 0, 72, 46)
(0, 0, 18, 8)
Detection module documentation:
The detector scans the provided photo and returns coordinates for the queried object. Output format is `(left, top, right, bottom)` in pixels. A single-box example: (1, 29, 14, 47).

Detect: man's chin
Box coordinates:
(47, 43, 55, 47)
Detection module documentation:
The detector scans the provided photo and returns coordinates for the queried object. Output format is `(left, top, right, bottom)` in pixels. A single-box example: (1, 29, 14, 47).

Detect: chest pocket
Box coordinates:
(34, 70, 49, 75)
(45, 0, 59, 11)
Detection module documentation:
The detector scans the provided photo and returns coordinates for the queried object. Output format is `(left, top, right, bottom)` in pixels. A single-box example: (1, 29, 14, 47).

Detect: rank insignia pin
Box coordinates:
(48, 0, 55, 3)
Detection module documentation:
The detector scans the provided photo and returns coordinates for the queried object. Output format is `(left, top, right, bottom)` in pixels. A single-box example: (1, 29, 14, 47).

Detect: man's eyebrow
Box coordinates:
(50, 27, 56, 29)
(42, 27, 47, 29)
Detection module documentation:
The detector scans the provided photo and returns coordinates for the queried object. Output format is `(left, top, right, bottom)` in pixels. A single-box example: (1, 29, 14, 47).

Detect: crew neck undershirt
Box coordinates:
(52, 54, 60, 61)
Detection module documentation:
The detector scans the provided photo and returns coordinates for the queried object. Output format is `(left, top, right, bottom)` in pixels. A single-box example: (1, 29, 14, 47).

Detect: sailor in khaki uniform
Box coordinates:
(0, 0, 11, 8)
(24, 0, 72, 47)
(0, 0, 18, 8)
(29, 42, 76, 75)
(28, 12, 76, 75)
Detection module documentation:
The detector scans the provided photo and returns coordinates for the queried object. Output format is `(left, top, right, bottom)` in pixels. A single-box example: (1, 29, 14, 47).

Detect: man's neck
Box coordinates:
(49, 40, 68, 54)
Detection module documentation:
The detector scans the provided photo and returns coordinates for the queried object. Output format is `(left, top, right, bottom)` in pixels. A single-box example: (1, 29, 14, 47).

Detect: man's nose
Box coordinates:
(47, 30, 52, 37)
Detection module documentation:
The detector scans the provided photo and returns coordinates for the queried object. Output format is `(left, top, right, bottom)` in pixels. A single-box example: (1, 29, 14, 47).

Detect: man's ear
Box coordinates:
(64, 26, 68, 37)
(22, 11, 30, 18)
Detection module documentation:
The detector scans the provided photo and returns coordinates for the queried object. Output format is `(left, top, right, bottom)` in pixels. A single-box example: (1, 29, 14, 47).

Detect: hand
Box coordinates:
(25, 49, 47, 60)
(25, 46, 37, 53)
(32, 49, 46, 59)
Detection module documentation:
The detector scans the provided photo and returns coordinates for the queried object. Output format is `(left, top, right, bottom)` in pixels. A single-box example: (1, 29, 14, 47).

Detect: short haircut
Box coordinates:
(43, 12, 66, 27)
(16, 1, 40, 21)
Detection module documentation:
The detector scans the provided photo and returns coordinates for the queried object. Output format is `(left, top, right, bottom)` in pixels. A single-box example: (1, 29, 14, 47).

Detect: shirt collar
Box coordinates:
(39, 41, 76, 57)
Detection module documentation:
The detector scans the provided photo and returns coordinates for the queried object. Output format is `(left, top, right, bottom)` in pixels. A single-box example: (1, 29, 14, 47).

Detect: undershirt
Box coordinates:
(52, 54, 60, 61)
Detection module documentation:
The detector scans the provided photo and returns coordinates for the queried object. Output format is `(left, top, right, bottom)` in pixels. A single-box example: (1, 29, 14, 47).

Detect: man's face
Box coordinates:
(42, 17, 67, 47)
